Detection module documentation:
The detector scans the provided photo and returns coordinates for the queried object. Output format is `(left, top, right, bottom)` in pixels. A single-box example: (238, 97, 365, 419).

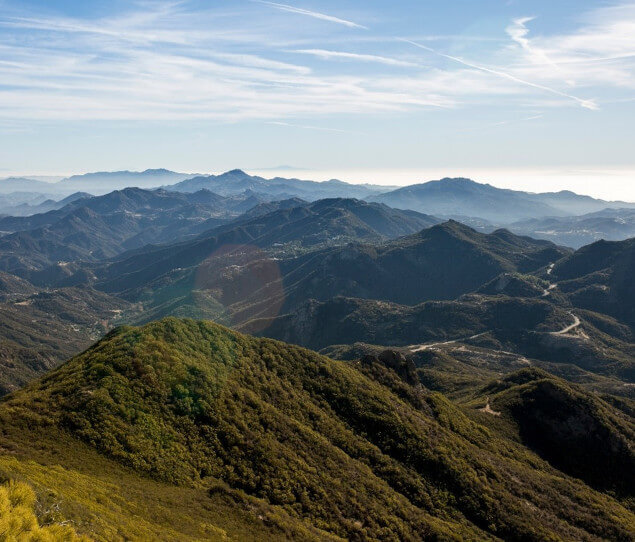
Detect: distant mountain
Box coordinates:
(0, 188, 248, 277)
(238, 197, 308, 220)
(198, 197, 441, 246)
(0, 191, 92, 218)
(94, 198, 441, 291)
(1, 317, 632, 540)
(93, 221, 568, 331)
(368, 178, 635, 223)
(0, 177, 61, 194)
(58, 168, 198, 194)
(167, 169, 390, 200)
(531, 190, 634, 215)
(508, 207, 635, 248)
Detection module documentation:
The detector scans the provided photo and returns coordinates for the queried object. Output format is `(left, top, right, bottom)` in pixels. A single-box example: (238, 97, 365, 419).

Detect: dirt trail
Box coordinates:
(410, 332, 489, 353)
(553, 313, 581, 335)
(479, 398, 501, 417)
(541, 263, 558, 296)
(542, 283, 558, 297)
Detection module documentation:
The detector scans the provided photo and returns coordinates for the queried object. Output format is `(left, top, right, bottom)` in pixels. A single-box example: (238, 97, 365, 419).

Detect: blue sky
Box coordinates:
(1, 0, 634, 198)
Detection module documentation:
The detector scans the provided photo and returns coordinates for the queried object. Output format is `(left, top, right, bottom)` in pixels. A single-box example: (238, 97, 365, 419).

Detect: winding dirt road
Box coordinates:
(552, 313, 581, 335)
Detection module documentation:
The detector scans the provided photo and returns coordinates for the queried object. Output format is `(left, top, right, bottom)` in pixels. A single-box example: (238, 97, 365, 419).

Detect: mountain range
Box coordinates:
(0, 169, 633, 541)
(4, 170, 634, 235)
(368, 177, 635, 223)
(0, 188, 271, 278)
(166, 169, 391, 200)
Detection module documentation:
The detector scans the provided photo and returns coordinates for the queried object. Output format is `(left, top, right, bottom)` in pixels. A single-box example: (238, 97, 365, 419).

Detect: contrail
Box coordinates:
(255, 1, 367, 29)
(400, 38, 598, 110)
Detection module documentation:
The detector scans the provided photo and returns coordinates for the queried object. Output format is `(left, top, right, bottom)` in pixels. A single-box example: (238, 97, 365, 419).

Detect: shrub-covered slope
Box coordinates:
(1, 318, 633, 541)
(552, 238, 635, 327)
(480, 368, 635, 496)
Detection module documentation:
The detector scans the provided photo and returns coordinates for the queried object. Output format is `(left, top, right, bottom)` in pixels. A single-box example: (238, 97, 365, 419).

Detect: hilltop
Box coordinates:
(1, 318, 633, 540)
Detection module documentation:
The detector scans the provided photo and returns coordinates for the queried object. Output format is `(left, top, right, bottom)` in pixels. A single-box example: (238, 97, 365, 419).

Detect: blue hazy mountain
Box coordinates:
(368, 178, 635, 223)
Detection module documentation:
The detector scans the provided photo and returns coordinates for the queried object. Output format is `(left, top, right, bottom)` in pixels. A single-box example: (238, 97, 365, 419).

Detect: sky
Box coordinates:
(0, 0, 634, 200)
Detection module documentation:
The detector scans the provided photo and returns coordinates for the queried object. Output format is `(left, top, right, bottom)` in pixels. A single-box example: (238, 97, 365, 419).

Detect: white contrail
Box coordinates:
(400, 38, 598, 110)
(293, 49, 418, 67)
(255, 1, 367, 29)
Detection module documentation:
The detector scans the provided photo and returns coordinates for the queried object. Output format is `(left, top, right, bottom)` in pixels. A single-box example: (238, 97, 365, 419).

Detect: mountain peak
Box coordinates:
(141, 168, 175, 175)
(222, 169, 249, 177)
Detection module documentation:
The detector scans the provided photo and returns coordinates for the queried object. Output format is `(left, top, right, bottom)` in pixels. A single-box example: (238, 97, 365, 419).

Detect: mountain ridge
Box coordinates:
(368, 177, 635, 222)
(1, 317, 633, 540)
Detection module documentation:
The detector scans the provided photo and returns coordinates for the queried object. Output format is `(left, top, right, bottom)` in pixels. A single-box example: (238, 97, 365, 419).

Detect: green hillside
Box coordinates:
(476, 368, 635, 496)
(1, 318, 633, 540)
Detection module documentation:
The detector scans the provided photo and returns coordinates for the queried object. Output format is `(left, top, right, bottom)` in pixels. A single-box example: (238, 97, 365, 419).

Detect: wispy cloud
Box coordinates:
(254, 1, 367, 29)
(0, 0, 633, 126)
(293, 49, 419, 67)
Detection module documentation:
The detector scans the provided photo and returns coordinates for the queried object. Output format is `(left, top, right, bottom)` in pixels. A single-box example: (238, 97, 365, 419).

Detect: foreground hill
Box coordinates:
(1, 318, 633, 540)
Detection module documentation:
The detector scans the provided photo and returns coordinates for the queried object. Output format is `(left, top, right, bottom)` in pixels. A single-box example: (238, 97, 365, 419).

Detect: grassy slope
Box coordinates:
(0, 318, 633, 541)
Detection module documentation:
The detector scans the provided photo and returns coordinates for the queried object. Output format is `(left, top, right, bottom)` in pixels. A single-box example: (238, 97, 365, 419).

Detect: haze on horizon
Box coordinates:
(1, 0, 634, 200)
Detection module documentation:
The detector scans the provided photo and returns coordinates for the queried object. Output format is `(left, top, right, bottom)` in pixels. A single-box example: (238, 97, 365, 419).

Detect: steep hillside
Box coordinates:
(91, 221, 568, 333)
(0, 286, 132, 395)
(244, 294, 634, 381)
(272, 222, 568, 309)
(478, 369, 635, 495)
(551, 238, 635, 327)
(1, 318, 633, 540)
(0, 271, 38, 298)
